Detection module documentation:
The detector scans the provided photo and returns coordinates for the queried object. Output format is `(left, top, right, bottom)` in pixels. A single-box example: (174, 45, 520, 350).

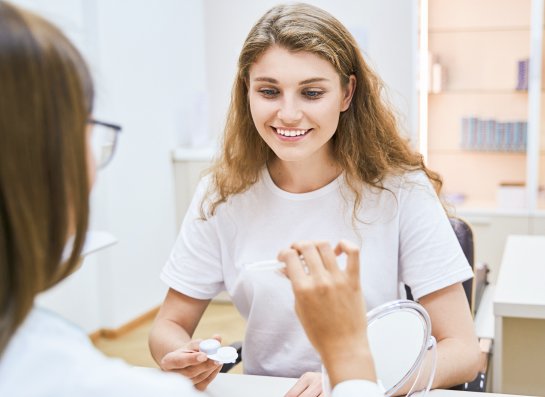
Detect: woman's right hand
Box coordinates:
(159, 338, 223, 391)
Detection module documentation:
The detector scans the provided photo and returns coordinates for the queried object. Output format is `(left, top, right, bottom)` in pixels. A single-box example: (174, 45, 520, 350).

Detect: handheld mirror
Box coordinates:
(323, 299, 437, 397)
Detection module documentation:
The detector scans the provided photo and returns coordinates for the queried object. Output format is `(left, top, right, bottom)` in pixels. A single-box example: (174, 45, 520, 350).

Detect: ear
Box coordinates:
(340, 74, 356, 112)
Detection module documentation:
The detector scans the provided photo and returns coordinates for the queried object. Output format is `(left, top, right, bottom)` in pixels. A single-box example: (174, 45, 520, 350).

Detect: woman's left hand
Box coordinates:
(284, 372, 323, 397)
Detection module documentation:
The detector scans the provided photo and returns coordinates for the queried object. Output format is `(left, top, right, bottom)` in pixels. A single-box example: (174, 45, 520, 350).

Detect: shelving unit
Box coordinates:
(418, 0, 545, 284)
(420, 0, 545, 211)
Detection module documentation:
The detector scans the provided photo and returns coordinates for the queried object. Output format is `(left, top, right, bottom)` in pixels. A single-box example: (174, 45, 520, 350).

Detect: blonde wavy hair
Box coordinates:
(202, 2, 441, 217)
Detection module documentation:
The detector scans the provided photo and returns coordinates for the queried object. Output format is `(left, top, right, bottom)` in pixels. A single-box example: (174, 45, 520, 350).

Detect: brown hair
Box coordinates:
(203, 3, 441, 217)
(0, 2, 94, 355)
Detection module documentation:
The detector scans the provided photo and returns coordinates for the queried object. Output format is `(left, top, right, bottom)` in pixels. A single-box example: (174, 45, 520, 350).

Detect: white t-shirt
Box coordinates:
(161, 168, 472, 378)
(0, 307, 197, 397)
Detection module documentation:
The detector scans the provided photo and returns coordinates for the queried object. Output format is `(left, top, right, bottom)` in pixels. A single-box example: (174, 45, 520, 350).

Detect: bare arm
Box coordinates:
(420, 283, 481, 389)
(148, 288, 222, 390)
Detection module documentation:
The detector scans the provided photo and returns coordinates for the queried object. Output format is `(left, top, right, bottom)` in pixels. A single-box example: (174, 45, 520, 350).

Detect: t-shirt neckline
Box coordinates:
(261, 166, 342, 200)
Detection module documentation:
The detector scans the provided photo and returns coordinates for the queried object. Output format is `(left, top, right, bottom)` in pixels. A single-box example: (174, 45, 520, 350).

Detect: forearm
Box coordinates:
(416, 284, 481, 390)
(149, 318, 193, 365)
(388, 336, 480, 396)
(431, 337, 480, 389)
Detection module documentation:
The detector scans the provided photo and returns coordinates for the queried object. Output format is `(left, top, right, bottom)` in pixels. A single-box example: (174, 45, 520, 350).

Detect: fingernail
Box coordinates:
(197, 354, 207, 362)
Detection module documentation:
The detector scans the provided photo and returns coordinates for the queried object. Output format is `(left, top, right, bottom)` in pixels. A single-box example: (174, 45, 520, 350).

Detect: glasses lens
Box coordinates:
(91, 123, 116, 168)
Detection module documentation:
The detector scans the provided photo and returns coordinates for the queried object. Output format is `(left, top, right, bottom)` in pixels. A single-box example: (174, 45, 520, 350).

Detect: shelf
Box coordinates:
(429, 30, 530, 91)
(428, 152, 528, 205)
(423, 0, 543, 213)
(429, 27, 530, 34)
(81, 231, 117, 257)
(428, 90, 529, 95)
(429, 150, 527, 156)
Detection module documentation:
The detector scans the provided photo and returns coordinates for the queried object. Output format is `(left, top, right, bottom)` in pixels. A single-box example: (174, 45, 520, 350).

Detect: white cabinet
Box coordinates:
(172, 148, 214, 228)
(493, 235, 545, 395)
(458, 212, 531, 282)
(529, 212, 545, 233)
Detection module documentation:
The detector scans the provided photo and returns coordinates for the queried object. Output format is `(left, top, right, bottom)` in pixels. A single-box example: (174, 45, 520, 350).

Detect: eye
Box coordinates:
(303, 89, 324, 99)
(258, 88, 279, 98)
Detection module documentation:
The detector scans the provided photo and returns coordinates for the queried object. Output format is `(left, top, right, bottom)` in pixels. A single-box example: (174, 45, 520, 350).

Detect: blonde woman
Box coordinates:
(150, 3, 480, 396)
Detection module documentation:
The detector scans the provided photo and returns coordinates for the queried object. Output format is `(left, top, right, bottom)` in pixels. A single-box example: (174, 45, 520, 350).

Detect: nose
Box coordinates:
(277, 96, 303, 124)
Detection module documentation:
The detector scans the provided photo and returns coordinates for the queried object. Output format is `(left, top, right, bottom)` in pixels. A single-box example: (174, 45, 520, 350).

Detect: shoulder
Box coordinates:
(197, 170, 267, 217)
(0, 308, 195, 397)
(354, 170, 434, 202)
(376, 171, 438, 208)
(380, 170, 432, 191)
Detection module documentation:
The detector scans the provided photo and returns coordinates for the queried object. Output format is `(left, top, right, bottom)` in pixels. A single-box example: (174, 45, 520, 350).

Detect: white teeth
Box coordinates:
(276, 128, 309, 137)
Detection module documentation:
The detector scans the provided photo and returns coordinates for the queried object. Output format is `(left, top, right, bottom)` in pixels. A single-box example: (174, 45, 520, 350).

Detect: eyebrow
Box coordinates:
(253, 77, 330, 85)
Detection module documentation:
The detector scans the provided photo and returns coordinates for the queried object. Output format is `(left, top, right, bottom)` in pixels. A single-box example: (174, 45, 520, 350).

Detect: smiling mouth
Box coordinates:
(273, 127, 312, 137)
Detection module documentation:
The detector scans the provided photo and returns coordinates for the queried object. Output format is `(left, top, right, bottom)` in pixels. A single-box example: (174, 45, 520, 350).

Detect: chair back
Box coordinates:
(449, 217, 475, 314)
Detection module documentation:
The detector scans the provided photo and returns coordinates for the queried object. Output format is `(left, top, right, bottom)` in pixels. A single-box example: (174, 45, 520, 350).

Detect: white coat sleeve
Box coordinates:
(331, 380, 384, 397)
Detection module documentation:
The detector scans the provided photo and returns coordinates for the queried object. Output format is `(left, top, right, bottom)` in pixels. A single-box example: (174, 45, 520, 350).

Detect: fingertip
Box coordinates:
(291, 240, 312, 252)
(212, 334, 222, 343)
(342, 239, 359, 252)
(277, 249, 286, 261)
(277, 248, 296, 261)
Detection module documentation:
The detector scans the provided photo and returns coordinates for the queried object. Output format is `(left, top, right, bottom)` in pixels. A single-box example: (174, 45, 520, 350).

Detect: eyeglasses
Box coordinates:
(88, 119, 122, 169)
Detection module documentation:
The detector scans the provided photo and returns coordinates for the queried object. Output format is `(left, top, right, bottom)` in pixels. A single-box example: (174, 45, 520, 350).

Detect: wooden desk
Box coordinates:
(207, 373, 530, 397)
(493, 235, 545, 395)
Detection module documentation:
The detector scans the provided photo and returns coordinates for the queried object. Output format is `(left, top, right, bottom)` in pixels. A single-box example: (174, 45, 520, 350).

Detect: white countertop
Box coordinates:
(131, 370, 531, 396)
(81, 230, 117, 256)
(493, 235, 545, 319)
(475, 285, 495, 339)
(207, 373, 527, 397)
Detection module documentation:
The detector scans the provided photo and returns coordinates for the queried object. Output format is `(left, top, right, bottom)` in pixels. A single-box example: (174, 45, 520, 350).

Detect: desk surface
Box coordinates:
(494, 235, 545, 319)
(207, 373, 530, 397)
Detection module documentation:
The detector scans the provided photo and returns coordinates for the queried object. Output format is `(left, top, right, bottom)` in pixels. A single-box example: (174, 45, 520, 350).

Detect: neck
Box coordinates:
(268, 146, 341, 193)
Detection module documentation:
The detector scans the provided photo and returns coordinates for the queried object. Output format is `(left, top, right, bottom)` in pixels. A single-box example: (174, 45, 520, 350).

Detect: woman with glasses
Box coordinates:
(0, 3, 192, 396)
(0, 2, 382, 396)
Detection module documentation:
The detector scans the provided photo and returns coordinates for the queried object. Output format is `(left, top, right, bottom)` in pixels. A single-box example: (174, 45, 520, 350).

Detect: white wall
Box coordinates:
(203, 0, 418, 140)
(16, 0, 208, 331)
(90, 0, 206, 330)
